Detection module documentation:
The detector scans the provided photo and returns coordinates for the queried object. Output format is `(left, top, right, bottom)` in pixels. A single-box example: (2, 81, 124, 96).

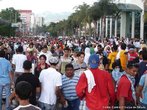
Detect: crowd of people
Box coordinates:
(0, 36, 146, 110)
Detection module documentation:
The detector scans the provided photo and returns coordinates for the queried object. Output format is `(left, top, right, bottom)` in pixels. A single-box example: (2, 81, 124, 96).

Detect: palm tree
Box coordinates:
(98, 0, 118, 38)
(74, 3, 90, 37)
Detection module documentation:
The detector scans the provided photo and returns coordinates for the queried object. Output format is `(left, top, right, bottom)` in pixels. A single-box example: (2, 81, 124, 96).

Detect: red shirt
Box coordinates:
(128, 52, 138, 61)
(116, 75, 134, 102)
(76, 68, 115, 110)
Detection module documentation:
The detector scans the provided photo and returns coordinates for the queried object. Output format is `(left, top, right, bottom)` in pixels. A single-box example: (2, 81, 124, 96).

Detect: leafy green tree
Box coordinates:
(74, 3, 90, 37)
(88, 2, 102, 37)
(46, 0, 118, 38)
(98, 0, 118, 38)
(0, 7, 21, 23)
(0, 7, 21, 36)
(47, 22, 58, 37)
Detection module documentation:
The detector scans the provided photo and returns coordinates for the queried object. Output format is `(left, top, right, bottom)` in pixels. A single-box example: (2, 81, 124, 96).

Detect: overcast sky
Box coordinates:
(0, 0, 97, 14)
(0, 0, 134, 23)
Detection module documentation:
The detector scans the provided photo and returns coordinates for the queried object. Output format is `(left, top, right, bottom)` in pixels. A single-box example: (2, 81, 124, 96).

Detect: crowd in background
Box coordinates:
(0, 36, 147, 110)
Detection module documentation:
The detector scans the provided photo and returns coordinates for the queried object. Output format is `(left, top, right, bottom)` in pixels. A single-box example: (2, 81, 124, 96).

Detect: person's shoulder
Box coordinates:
(120, 50, 125, 54)
(80, 71, 86, 78)
(140, 74, 147, 81)
(13, 104, 41, 110)
(55, 71, 62, 77)
(99, 69, 112, 78)
(12, 54, 17, 58)
(140, 61, 147, 65)
(28, 104, 41, 110)
(4, 58, 11, 64)
(72, 61, 76, 66)
(40, 68, 48, 73)
(97, 69, 110, 75)
(119, 75, 131, 85)
(28, 73, 39, 79)
(19, 54, 27, 58)
(82, 62, 87, 67)
(16, 74, 24, 80)
(73, 74, 80, 80)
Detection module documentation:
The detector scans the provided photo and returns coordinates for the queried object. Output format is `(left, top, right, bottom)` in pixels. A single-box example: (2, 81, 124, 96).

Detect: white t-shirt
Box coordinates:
(39, 67, 62, 105)
(12, 54, 27, 73)
(13, 104, 41, 110)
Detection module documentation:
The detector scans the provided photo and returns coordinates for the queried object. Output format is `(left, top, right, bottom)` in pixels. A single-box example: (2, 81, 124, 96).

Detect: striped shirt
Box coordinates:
(62, 74, 79, 101)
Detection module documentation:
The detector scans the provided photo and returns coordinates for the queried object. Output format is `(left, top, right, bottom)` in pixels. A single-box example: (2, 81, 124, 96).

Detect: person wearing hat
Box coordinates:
(38, 57, 62, 110)
(76, 54, 115, 110)
(128, 45, 138, 62)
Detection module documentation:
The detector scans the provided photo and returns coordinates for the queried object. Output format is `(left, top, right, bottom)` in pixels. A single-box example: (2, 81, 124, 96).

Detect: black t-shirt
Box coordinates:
(15, 73, 40, 105)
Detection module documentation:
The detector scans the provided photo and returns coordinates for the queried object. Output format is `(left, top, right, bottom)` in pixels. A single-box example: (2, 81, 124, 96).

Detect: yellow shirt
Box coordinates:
(120, 50, 128, 71)
(108, 52, 118, 70)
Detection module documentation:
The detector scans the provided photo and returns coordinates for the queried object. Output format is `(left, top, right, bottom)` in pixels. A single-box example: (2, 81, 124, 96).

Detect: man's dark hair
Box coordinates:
(65, 63, 74, 70)
(127, 61, 139, 69)
(39, 54, 47, 61)
(0, 50, 5, 57)
(17, 46, 23, 53)
(23, 60, 32, 70)
(142, 50, 147, 60)
(112, 45, 118, 51)
(64, 47, 70, 51)
(121, 43, 126, 50)
(15, 81, 32, 100)
(77, 52, 85, 57)
(98, 44, 102, 48)
(42, 45, 48, 49)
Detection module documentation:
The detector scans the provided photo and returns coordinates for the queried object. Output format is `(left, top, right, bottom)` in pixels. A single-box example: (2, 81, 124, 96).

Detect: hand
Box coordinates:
(60, 97, 66, 105)
(11, 81, 14, 86)
(10, 81, 15, 90)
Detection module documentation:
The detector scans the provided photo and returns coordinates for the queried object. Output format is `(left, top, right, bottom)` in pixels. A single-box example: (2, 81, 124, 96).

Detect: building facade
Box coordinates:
(30, 14, 44, 35)
(18, 10, 32, 36)
(98, 0, 146, 40)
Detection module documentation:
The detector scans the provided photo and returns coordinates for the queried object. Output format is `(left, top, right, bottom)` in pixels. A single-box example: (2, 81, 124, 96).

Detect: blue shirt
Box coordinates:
(61, 74, 79, 101)
(0, 58, 12, 84)
(139, 74, 147, 104)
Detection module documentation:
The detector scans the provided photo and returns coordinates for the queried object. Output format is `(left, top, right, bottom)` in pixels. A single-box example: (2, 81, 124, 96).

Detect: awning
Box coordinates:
(117, 3, 142, 12)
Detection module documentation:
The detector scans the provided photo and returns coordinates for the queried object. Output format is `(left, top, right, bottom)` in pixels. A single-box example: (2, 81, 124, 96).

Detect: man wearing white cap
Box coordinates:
(38, 57, 62, 110)
(76, 54, 115, 110)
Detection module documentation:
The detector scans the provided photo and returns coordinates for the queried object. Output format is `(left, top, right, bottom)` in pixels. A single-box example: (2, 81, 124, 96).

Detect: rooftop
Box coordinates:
(117, 3, 142, 12)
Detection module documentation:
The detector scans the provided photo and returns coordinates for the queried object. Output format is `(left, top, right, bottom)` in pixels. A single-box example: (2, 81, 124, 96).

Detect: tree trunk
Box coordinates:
(84, 24, 87, 37)
(79, 25, 82, 38)
(88, 22, 92, 37)
(93, 20, 97, 38)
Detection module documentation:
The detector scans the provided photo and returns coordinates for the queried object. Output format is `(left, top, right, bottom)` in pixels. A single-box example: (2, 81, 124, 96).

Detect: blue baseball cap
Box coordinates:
(88, 54, 99, 69)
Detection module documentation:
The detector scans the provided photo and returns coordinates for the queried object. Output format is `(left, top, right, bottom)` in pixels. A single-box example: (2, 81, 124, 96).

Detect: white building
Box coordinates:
(35, 16, 44, 27)
(30, 14, 44, 35)
(98, 0, 146, 40)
